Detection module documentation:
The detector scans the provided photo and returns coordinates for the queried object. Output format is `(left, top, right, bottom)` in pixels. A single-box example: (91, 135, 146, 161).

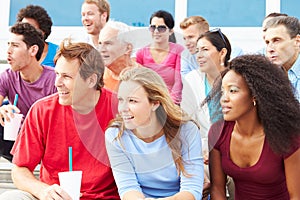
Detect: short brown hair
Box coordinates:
(84, 0, 110, 22)
(54, 39, 105, 90)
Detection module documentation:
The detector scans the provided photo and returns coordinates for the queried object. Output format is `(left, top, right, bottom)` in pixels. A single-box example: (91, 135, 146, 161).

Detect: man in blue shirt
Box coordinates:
(264, 16, 300, 101)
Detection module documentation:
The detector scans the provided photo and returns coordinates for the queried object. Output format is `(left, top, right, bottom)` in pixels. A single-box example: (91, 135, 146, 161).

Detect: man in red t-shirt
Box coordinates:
(0, 40, 119, 200)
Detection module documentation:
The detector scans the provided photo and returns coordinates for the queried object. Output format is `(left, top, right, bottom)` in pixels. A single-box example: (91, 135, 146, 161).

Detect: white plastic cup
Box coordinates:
(58, 171, 82, 200)
(3, 113, 23, 141)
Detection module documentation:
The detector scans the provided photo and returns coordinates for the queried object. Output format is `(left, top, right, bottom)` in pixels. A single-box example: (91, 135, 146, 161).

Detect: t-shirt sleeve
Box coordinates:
(283, 136, 300, 159)
(170, 45, 183, 104)
(208, 120, 227, 151)
(105, 127, 142, 197)
(135, 48, 144, 65)
(179, 121, 203, 200)
(0, 70, 9, 98)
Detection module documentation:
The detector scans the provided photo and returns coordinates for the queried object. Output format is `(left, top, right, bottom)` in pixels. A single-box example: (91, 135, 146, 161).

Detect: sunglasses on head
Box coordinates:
(209, 28, 227, 46)
(149, 25, 168, 33)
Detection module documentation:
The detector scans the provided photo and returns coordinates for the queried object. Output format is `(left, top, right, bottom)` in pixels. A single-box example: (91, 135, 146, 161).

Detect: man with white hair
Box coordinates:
(99, 21, 140, 91)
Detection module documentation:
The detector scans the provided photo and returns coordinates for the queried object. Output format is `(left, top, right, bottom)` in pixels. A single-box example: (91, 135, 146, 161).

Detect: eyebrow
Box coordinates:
(8, 41, 20, 45)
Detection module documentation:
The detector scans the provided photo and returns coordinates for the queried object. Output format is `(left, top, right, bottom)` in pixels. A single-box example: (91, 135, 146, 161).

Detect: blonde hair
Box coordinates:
(84, 0, 110, 21)
(109, 67, 191, 176)
(180, 16, 209, 32)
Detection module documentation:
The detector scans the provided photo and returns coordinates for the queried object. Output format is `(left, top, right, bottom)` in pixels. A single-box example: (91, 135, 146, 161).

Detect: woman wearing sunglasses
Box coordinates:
(136, 10, 184, 105)
(181, 29, 233, 200)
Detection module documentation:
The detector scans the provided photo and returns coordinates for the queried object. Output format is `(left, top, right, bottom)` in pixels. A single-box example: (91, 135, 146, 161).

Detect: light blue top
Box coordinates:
(180, 50, 198, 77)
(288, 54, 300, 102)
(41, 42, 59, 68)
(105, 121, 203, 200)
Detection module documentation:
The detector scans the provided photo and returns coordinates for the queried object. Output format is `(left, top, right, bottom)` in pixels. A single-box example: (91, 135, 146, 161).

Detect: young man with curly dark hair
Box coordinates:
(17, 4, 58, 67)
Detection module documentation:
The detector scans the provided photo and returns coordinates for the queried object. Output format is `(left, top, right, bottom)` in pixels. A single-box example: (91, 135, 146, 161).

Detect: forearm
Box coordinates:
(163, 191, 195, 200)
(12, 165, 49, 199)
(122, 190, 145, 200)
(210, 186, 227, 200)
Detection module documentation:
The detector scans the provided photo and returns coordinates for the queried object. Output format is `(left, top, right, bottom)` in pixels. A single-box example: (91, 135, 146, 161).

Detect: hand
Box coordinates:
(38, 184, 72, 200)
(202, 173, 211, 200)
(203, 150, 209, 165)
(0, 104, 20, 126)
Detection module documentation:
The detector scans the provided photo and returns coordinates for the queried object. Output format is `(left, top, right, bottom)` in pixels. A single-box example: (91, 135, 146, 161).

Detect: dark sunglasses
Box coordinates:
(149, 25, 168, 33)
(209, 28, 227, 46)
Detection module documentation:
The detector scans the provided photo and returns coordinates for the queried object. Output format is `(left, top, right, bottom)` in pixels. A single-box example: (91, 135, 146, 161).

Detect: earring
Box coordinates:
(253, 101, 256, 106)
(220, 63, 224, 66)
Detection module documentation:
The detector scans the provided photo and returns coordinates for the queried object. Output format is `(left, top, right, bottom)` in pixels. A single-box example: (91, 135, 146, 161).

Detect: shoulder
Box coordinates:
(98, 88, 118, 115)
(0, 68, 17, 79)
(40, 66, 56, 82)
(99, 88, 115, 104)
(105, 127, 120, 141)
(169, 42, 185, 53)
(183, 69, 205, 87)
(180, 121, 200, 138)
(186, 69, 204, 80)
(29, 93, 59, 112)
(209, 120, 234, 149)
(136, 45, 150, 55)
(33, 93, 58, 106)
(47, 42, 59, 50)
(291, 54, 300, 74)
(42, 66, 55, 73)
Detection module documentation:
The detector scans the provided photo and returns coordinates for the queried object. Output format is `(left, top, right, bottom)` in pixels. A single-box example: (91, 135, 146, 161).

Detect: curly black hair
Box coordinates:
(207, 54, 300, 155)
(16, 5, 53, 41)
(10, 22, 44, 61)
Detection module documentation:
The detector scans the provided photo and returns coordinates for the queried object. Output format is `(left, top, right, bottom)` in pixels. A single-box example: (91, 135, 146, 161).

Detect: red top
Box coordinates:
(12, 89, 120, 200)
(209, 120, 300, 200)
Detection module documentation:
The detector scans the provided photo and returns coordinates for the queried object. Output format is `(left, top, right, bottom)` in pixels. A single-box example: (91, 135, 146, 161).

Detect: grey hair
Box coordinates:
(104, 21, 133, 45)
(264, 16, 300, 38)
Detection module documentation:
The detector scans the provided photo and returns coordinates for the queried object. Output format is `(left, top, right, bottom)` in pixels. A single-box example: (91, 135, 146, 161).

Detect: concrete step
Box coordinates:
(0, 157, 40, 193)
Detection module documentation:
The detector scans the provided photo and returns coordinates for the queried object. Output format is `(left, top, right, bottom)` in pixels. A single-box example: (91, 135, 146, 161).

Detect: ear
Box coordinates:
(29, 45, 39, 57)
(295, 34, 300, 49)
(219, 48, 228, 65)
(169, 29, 174, 36)
(87, 73, 98, 89)
(125, 43, 133, 55)
(101, 12, 108, 23)
(151, 101, 160, 112)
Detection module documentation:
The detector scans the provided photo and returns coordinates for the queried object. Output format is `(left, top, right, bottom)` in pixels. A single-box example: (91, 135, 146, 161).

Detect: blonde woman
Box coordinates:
(105, 67, 203, 200)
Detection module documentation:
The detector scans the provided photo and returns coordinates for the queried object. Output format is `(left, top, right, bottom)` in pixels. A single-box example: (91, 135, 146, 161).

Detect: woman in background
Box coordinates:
(136, 10, 184, 105)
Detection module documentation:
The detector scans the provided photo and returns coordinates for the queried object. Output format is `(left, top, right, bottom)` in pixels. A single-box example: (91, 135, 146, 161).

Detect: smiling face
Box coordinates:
(264, 25, 300, 70)
(55, 56, 91, 107)
(81, 2, 106, 35)
(221, 70, 255, 121)
(150, 17, 172, 44)
(182, 23, 204, 54)
(118, 80, 157, 130)
(196, 37, 225, 74)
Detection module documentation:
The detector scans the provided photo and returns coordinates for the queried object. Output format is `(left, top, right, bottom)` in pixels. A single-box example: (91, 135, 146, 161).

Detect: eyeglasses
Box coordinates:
(209, 28, 227, 46)
(149, 25, 168, 33)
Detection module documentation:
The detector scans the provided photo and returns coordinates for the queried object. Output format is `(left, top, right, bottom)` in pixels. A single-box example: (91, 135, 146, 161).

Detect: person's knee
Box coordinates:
(0, 190, 37, 200)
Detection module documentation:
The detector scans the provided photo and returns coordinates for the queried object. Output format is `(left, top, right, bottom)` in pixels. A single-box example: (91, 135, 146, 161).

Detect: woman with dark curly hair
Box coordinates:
(17, 4, 58, 67)
(208, 54, 300, 200)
